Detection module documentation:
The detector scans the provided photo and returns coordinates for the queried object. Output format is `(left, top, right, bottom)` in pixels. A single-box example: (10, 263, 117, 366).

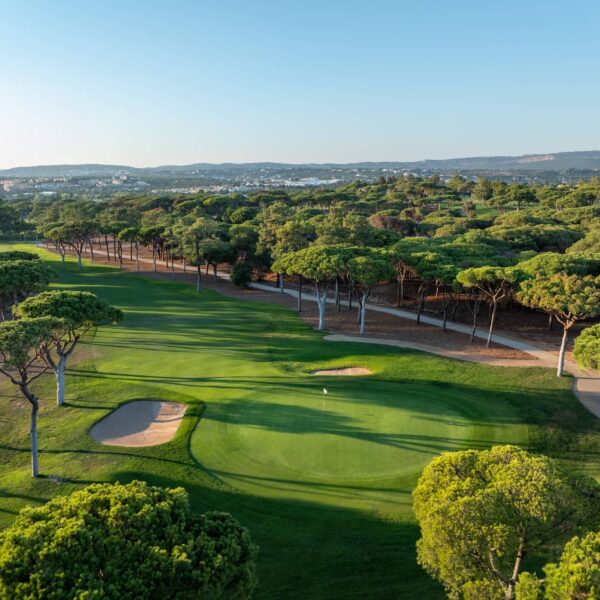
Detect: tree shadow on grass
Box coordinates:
(106, 469, 445, 600)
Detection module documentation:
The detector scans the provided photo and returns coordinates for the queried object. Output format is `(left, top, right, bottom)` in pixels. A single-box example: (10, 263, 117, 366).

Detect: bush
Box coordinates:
(230, 261, 253, 288)
(0, 481, 258, 599)
(574, 324, 600, 373)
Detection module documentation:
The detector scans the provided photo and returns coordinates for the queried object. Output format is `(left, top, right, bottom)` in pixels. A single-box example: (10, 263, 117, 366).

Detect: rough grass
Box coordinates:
(0, 244, 599, 599)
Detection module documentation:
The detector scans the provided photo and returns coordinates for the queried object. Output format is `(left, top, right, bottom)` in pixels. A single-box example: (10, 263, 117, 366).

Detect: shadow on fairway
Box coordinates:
(108, 469, 445, 600)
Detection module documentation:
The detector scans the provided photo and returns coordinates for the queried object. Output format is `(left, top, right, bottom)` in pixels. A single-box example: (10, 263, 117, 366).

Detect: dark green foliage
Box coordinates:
(230, 261, 253, 287)
(0, 251, 39, 262)
(0, 481, 257, 599)
(574, 324, 600, 373)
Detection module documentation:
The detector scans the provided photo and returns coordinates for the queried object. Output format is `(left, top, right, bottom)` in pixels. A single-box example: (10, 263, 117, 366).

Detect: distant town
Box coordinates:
(2, 151, 600, 200)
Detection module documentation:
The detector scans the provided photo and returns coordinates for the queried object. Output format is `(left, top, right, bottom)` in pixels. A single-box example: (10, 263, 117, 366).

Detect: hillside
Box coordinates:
(2, 150, 600, 178)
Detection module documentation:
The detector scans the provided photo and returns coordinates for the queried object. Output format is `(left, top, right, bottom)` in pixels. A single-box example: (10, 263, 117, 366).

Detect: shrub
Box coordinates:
(0, 481, 258, 599)
(231, 261, 253, 288)
(574, 324, 600, 373)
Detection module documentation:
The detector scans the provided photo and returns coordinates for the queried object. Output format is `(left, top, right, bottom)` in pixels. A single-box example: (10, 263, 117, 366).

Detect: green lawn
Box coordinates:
(1, 244, 599, 598)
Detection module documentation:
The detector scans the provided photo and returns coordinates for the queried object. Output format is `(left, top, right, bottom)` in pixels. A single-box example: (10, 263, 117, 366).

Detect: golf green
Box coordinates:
(193, 379, 526, 509)
(0, 244, 597, 599)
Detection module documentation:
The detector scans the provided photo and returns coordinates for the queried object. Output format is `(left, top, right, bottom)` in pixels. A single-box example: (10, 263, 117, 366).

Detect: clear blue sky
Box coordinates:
(2, 0, 599, 167)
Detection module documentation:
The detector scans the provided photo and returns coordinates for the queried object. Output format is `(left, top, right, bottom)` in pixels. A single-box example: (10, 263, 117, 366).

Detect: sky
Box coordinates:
(1, 0, 600, 168)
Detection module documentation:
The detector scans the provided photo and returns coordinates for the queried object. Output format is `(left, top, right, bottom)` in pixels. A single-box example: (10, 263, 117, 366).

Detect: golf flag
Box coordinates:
(323, 388, 328, 394)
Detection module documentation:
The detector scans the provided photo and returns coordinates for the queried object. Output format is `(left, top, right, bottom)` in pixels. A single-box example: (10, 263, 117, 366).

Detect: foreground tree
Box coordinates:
(15, 291, 123, 406)
(574, 323, 600, 373)
(0, 481, 258, 599)
(516, 531, 600, 599)
(413, 445, 600, 600)
(517, 274, 600, 376)
(0, 317, 63, 476)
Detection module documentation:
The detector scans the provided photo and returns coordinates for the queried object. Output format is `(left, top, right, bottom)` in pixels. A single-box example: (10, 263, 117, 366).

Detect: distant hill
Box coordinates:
(2, 151, 600, 178)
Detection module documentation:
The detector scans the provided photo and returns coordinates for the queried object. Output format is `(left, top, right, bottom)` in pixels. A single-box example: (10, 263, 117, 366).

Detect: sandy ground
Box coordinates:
(90, 400, 186, 447)
(311, 367, 373, 376)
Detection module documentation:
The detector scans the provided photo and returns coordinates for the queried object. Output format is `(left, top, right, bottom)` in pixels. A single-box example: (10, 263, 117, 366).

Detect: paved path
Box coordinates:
(42, 245, 600, 418)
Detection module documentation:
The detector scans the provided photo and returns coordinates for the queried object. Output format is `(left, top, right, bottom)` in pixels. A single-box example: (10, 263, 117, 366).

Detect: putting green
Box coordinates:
(192, 378, 527, 509)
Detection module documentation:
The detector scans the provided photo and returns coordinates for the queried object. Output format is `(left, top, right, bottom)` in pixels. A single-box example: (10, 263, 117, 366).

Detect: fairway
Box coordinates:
(0, 245, 598, 599)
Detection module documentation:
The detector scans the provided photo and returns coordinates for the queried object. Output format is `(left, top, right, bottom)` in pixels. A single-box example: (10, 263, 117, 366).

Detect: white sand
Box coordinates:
(311, 367, 372, 376)
(90, 400, 187, 447)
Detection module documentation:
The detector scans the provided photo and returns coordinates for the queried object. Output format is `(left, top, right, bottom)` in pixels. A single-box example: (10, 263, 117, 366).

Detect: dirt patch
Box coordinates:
(90, 400, 186, 447)
(311, 367, 372, 376)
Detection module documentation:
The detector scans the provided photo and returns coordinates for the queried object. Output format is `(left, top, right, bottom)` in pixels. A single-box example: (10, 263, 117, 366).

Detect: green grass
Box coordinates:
(1, 244, 599, 598)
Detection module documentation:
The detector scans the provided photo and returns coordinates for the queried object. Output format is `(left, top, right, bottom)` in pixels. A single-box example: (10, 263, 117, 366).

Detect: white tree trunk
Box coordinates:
(317, 286, 326, 331)
(557, 325, 568, 377)
(30, 403, 39, 477)
(359, 296, 367, 336)
(486, 301, 498, 347)
(56, 358, 66, 406)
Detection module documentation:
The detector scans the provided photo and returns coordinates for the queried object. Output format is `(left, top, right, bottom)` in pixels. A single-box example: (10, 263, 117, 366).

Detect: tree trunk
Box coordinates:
(20, 384, 39, 477)
(56, 358, 66, 406)
(470, 299, 481, 342)
(557, 324, 569, 377)
(507, 537, 526, 600)
(30, 401, 39, 477)
(77, 251, 82, 270)
(279, 273, 284, 293)
(359, 293, 367, 335)
(335, 277, 340, 311)
(153, 250, 157, 272)
(298, 276, 303, 312)
(416, 284, 427, 324)
(348, 287, 352, 310)
(135, 243, 140, 272)
(105, 235, 110, 260)
(196, 266, 202, 292)
(130, 241, 133, 261)
(317, 286, 326, 331)
(486, 301, 498, 347)
(213, 264, 218, 280)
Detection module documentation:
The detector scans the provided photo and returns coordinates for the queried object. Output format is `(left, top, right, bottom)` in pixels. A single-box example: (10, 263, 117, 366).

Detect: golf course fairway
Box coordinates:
(1, 244, 599, 599)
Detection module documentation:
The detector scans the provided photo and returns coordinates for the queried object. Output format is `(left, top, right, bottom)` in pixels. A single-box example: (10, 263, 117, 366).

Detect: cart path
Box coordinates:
(41, 244, 600, 419)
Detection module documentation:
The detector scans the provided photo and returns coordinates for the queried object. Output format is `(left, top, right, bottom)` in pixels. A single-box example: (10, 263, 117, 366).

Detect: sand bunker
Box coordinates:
(90, 400, 187, 447)
(311, 367, 372, 376)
